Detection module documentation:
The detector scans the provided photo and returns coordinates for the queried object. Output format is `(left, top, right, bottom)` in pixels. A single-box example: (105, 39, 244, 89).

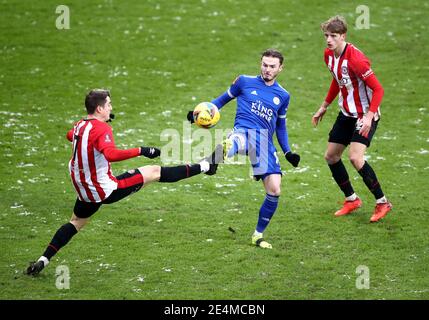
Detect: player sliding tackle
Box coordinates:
(26, 89, 223, 276)
(188, 49, 300, 249)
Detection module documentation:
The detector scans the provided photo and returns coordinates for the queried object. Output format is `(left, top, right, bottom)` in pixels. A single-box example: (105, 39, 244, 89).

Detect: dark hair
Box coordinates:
(321, 15, 348, 34)
(84, 89, 110, 114)
(261, 49, 284, 65)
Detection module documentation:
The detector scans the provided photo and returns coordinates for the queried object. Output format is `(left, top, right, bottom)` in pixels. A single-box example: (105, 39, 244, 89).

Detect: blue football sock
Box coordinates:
(256, 194, 279, 233)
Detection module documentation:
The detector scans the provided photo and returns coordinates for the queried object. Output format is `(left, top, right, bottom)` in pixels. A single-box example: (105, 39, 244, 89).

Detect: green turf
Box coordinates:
(1, 0, 428, 299)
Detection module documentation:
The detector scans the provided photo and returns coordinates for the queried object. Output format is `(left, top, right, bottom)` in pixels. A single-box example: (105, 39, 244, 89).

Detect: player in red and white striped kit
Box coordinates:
(312, 16, 392, 222)
(26, 89, 223, 276)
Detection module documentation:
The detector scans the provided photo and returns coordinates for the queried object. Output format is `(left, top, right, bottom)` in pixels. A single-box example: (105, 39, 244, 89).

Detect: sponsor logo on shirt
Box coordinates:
(251, 100, 273, 122)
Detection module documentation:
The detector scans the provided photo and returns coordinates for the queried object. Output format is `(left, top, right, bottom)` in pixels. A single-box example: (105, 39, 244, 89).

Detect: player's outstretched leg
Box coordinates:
(203, 144, 224, 176)
(154, 145, 223, 182)
(223, 133, 245, 160)
(223, 138, 233, 159)
(140, 144, 224, 184)
(25, 212, 89, 276)
(26, 221, 81, 276)
(26, 261, 45, 276)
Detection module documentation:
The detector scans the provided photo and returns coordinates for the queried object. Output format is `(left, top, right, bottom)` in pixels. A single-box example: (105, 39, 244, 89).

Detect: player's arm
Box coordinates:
(365, 74, 384, 114)
(312, 79, 339, 127)
(358, 73, 384, 137)
(211, 75, 242, 109)
(351, 54, 384, 137)
(276, 100, 300, 167)
(187, 76, 242, 123)
(95, 127, 160, 162)
(211, 90, 235, 110)
(102, 147, 160, 161)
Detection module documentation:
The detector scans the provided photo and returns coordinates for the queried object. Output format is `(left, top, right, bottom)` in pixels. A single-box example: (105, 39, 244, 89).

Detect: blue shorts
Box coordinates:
(227, 128, 282, 180)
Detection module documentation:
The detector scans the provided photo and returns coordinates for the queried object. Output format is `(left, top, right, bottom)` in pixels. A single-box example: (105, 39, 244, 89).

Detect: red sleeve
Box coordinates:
(325, 79, 340, 104)
(349, 49, 383, 113)
(103, 147, 141, 162)
(93, 124, 116, 152)
(66, 129, 73, 142)
(364, 74, 384, 113)
(94, 124, 140, 162)
(350, 50, 374, 81)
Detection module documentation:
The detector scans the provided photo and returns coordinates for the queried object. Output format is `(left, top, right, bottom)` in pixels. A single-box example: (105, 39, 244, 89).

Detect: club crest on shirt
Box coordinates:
(105, 134, 112, 143)
(341, 66, 348, 75)
(273, 97, 280, 105)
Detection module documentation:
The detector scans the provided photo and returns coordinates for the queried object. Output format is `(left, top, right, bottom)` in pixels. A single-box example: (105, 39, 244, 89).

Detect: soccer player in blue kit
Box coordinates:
(188, 49, 300, 248)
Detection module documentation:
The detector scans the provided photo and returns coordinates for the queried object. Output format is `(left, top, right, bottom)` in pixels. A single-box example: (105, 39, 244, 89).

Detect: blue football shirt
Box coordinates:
(227, 75, 290, 137)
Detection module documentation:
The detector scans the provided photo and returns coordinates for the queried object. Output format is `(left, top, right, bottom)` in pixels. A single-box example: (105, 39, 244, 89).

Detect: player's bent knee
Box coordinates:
(138, 165, 161, 183)
(349, 155, 364, 169)
(70, 216, 89, 231)
(324, 152, 340, 164)
(268, 189, 281, 197)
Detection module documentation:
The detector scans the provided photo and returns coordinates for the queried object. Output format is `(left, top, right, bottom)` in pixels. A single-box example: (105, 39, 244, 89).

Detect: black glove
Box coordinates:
(285, 151, 300, 167)
(140, 147, 161, 159)
(187, 111, 195, 123)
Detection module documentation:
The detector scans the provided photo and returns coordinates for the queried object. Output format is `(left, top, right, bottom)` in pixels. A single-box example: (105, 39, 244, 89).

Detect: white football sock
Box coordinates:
(253, 231, 263, 237)
(376, 196, 387, 204)
(346, 193, 357, 201)
(199, 160, 210, 173)
(38, 256, 49, 267)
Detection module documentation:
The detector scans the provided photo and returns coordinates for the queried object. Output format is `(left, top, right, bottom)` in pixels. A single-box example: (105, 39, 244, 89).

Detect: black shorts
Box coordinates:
(328, 112, 379, 147)
(73, 169, 144, 218)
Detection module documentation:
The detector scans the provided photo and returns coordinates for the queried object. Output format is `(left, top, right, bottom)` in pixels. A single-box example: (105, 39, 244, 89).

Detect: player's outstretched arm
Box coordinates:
(186, 91, 233, 124)
(186, 110, 195, 123)
(102, 146, 160, 162)
(140, 146, 161, 159)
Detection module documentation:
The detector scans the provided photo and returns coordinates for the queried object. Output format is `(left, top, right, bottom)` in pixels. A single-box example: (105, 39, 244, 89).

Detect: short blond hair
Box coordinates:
(321, 15, 347, 34)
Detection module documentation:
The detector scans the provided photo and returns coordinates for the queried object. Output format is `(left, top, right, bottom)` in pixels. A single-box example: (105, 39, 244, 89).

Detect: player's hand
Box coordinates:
(285, 151, 300, 167)
(187, 111, 195, 124)
(140, 147, 161, 159)
(358, 113, 373, 138)
(311, 102, 329, 127)
(312, 105, 327, 127)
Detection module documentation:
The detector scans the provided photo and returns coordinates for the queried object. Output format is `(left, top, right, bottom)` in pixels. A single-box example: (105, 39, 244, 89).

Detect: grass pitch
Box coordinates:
(0, 0, 428, 299)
